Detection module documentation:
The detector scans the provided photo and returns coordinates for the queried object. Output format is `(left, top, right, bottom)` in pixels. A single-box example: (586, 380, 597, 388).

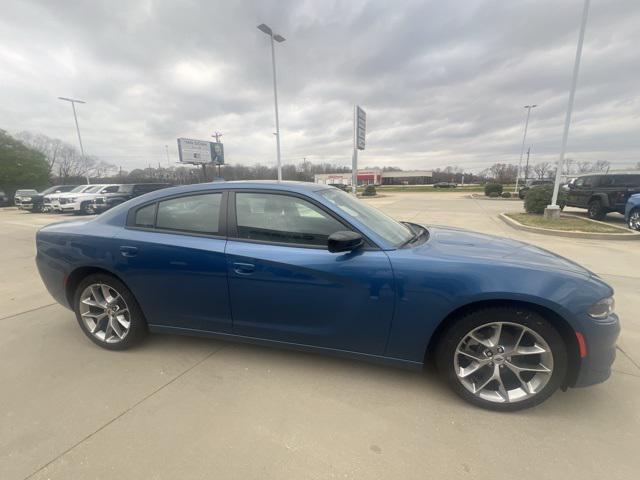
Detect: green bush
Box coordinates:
(362, 185, 377, 196)
(524, 185, 567, 214)
(501, 192, 512, 198)
(484, 183, 503, 196)
(488, 191, 500, 198)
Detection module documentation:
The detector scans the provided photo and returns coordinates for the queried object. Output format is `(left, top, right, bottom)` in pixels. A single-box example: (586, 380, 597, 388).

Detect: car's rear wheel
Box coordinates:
(74, 273, 147, 350)
(629, 209, 640, 231)
(588, 199, 605, 220)
(436, 307, 567, 411)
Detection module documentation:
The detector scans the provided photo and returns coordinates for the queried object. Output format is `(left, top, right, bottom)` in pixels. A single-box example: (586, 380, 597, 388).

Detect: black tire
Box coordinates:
(435, 307, 567, 412)
(629, 208, 640, 231)
(587, 199, 605, 220)
(73, 273, 147, 350)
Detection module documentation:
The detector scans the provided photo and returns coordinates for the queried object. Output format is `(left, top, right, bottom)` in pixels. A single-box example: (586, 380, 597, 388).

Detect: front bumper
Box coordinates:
(573, 313, 620, 387)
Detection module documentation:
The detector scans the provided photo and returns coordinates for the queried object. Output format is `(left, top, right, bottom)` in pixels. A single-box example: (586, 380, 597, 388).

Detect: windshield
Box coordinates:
(318, 188, 414, 247)
(69, 185, 88, 193)
(85, 185, 105, 193)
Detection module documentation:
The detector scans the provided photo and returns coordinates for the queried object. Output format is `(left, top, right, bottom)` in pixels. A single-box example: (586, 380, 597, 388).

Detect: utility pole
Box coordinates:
(165, 145, 170, 167)
(58, 96, 90, 184)
(514, 105, 537, 193)
(524, 146, 531, 183)
(547, 0, 591, 218)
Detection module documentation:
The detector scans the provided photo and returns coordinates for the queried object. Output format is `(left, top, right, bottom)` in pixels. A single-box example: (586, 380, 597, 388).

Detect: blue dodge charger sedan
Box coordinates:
(36, 181, 620, 411)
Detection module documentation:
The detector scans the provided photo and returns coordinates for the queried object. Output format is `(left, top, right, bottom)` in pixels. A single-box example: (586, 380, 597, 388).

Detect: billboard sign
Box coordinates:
(356, 106, 366, 150)
(177, 138, 224, 165)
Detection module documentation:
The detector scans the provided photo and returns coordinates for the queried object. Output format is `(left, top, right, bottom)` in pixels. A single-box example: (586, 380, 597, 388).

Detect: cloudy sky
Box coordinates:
(1, 0, 638, 172)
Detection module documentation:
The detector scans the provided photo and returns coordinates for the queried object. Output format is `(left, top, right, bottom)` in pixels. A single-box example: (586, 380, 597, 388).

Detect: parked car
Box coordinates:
(17, 185, 77, 212)
(36, 181, 619, 411)
(433, 182, 457, 188)
(13, 189, 38, 208)
(47, 184, 98, 212)
(566, 173, 640, 220)
(625, 193, 640, 231)
(91, 183, 171, 214)
(0, 190, 11, 207)
(518, 179, 554, 199)
(328, 183, 350, 192)
(56, 184, 121, 214)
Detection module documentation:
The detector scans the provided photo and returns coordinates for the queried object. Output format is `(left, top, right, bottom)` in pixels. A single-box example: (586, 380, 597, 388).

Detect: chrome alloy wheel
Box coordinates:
(629, 210, 640, 231)
(79, 283, 131, 343)
(454, 322, 554, 404)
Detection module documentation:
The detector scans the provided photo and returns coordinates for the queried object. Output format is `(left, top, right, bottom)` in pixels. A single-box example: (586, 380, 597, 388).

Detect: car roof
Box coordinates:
(142, 180, 329, 197)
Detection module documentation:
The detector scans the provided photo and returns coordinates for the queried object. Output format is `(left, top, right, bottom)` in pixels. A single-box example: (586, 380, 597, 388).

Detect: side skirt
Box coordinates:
(148, 324, 424, 371)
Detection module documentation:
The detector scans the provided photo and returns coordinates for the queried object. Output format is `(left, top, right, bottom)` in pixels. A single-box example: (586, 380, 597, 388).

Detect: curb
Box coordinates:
(469, 194, 521, 201)
(499, 213, 640, 240)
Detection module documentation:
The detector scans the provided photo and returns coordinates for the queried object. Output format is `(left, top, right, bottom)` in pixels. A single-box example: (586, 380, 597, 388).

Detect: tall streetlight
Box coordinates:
(257, 23, 286, 181)
(58, 96, 90, 184)
(546, 0, 591, 219)
(514, 104, 537, 194)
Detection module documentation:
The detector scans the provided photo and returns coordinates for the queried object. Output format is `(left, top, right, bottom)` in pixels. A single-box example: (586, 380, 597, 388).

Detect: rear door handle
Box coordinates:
(119, 246, 138, 258)
(233, 262, 255, 275)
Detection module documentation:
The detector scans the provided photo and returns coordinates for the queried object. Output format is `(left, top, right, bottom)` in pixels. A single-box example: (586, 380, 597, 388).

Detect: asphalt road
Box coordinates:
(1, 194, 638, 480)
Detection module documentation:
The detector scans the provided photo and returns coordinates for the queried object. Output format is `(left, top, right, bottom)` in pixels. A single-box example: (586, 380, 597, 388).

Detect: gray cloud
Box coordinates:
(1, 0, 638, 171)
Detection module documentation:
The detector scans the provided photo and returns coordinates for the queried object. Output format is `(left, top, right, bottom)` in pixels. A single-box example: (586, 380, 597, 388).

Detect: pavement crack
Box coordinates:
(616, 345, 640, 371)
(0, 303, 56, 321)
(612, 369, 640, 379)
(22, 344, 226, 480)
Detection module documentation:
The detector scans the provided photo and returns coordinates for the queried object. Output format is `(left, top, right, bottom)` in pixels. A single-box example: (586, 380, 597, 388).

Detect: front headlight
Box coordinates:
(68, 197, 77, 202)
(588, 297, 615, 319)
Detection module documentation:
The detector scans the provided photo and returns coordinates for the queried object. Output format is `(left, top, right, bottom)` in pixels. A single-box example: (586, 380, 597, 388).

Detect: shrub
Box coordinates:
(524, 185, 567, 214)
(501, 192, 512, 198)
(484, 183, 503, 196)
(488, 191, 500, 198)
(362, 184, 377, 197)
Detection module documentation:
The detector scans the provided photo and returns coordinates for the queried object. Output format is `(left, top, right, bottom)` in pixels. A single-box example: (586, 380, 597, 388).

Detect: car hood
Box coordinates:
(417, 225, 593, 277)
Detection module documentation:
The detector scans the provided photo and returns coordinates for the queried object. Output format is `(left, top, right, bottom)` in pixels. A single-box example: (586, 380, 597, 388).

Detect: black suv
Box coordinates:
(17, 185, 77, 212)
(566, 173, 640, 219)
(92, 183, 171, 213)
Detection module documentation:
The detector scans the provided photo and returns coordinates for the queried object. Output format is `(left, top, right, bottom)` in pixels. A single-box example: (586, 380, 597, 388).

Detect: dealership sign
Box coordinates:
(177, 138, 225, 165)
(356, 106, 366, 150)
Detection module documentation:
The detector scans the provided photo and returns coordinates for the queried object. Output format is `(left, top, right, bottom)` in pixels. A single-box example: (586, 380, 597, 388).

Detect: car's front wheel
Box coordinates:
(74, 273, 147, 350)
(436, 307, 567, 411)
(629, 209, 640, 231)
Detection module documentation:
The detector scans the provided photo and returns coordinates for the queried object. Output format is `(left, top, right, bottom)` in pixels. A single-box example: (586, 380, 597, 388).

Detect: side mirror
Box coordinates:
(328, 231, 364, 253)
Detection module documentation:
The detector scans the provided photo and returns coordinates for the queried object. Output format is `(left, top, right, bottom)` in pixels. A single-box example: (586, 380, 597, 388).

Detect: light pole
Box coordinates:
(165, 145, 171, 167)
(58, 96, 90, 184)
(546, 0, 591, 218)
(514, 104, 537, 193)
(257, 23, 286, 181)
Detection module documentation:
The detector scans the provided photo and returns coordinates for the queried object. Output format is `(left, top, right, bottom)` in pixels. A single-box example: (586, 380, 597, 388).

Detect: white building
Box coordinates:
(314, 169, 432, 186)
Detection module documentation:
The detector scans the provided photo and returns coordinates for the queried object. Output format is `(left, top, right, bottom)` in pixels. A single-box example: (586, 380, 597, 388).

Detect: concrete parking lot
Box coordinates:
(1, 193, 638, 480)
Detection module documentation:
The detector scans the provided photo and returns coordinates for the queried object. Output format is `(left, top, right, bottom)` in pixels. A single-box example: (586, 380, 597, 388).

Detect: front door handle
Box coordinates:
(119, 246, 138, 258)
(233, 262, 255, 275)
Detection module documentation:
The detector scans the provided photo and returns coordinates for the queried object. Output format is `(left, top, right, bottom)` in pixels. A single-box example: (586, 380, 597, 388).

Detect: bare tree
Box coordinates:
(593, 160, 610, 172)
(15, 131, 62, 174)
(564, 158, 575, 175)
(532, 162, 552, 179)
(576, 160, 592, 173)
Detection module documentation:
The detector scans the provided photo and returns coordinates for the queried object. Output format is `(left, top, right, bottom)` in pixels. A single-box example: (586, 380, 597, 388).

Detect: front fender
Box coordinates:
(384, 254, 611, 363)
(590, 193, 610, 207)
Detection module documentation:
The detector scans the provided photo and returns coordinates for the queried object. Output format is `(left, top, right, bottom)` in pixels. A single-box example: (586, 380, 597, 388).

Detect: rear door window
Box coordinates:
(155, 193, 222, 234)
